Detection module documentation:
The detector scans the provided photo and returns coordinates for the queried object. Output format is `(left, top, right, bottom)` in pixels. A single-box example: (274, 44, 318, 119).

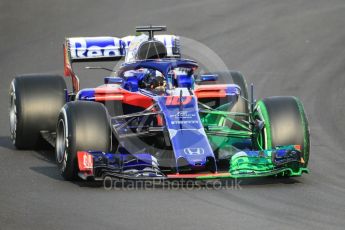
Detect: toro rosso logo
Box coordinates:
(184, 148, 205, 155)
(165, 96, 192, 106)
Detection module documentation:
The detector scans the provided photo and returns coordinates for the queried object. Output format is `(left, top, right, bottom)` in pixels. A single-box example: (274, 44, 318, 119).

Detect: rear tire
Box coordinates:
(56, 101, 111, 181)
(197, 71, 248, 99)
(225, 71, 249, 129)
(254, 96, 310, 167)
(9, 74, 67, 149)
(229, 71, 248, 100)
(201, 71, 249, 130)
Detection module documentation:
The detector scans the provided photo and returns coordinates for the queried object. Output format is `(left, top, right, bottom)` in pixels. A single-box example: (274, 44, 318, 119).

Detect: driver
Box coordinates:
(139, 71, 166, 94)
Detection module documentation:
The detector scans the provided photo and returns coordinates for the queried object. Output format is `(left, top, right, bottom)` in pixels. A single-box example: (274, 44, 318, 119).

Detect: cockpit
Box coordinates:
(120, 64, 195, 95)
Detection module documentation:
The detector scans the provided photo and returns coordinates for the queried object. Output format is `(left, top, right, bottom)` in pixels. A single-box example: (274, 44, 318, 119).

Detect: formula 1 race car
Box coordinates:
(9, 26, 310, 181)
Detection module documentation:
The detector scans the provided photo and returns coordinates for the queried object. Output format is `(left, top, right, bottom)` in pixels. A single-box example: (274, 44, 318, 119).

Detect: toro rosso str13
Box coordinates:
(9, 26, 310, 181)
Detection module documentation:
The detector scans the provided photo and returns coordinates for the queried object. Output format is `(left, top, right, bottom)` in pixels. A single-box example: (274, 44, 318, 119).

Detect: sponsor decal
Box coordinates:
(69, 37, 122, 58)
(77, 151, 93, 171)
(184, 148, 205, 155)
(68, 35, 180, 60)
(170, 110, 196, 119)
(171, 120, 199, 125)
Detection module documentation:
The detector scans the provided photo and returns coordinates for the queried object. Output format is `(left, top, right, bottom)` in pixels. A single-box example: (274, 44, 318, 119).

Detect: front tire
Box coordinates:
(254, 96, 310, 167)
(201, 71, 249, 130)
(56, 101, 111, 181)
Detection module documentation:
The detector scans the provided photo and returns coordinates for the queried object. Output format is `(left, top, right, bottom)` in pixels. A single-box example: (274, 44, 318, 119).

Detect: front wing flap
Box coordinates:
(228, 145, 308, 178)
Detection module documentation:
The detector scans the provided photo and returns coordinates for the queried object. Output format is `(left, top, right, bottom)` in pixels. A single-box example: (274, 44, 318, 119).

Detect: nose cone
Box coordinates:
(176, 154, 217, 172)
(157, 95, 217, 172)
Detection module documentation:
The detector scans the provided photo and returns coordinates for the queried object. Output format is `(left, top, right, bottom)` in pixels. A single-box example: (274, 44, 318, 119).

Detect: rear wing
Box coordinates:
(65, 36, 130, 62)
(64, 35, 180, 92)
(64, 35, 180, 63)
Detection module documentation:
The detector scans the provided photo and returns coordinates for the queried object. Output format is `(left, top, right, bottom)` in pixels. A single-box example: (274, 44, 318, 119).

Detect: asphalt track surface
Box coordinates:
(1, 0, 345, 229)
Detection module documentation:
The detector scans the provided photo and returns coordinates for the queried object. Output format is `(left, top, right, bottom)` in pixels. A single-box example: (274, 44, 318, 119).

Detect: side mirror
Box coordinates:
(104, 76, 123, 84)
(197, 74, 218, 82)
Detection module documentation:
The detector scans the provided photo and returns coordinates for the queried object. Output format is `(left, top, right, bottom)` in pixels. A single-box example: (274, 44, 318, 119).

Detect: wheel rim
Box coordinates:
(56, 119, 66, 163)
(9, 86, 17, 144)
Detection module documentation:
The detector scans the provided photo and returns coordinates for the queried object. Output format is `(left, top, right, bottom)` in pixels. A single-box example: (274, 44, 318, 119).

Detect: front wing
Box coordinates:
(76, 145, 308, 180)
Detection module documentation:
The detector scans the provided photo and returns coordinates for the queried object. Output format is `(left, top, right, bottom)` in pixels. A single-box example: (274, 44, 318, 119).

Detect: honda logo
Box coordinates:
(184, 148, 205, 155)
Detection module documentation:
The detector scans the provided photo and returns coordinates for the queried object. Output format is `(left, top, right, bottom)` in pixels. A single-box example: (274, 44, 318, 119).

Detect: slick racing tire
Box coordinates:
(229, 71, 248, 100)
(56, 101, 111, 181)
(9, 74, 67, 149)
(254, 96, 310, 167)
(201, 71, 249, 130)
(197, 71, 249, 99)
(224, 71, 249, 129)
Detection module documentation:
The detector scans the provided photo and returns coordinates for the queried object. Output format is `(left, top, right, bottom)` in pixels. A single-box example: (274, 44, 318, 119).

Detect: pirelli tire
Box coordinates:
(9, 74, 67, 149)
(254, 96, 310, 167)
(229, 71, 249, 100)
(56, 101, 111, 181)
(207, 71, 249, 130)
(225, 71, 249, 129)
